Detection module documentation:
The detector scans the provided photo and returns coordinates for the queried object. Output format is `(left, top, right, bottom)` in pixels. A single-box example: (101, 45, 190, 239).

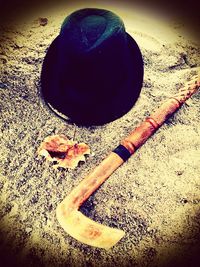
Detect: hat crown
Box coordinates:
(80, 15, 106, 47)
(60, 8, 125, 53)
(58, 8, 128, 99)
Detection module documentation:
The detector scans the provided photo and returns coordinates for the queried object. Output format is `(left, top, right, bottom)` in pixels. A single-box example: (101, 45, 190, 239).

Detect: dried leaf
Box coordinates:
(38, 134, 90, 169)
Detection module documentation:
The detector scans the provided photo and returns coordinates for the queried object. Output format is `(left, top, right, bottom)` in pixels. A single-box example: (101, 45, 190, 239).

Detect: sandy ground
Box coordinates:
(0, 2, 200, 267)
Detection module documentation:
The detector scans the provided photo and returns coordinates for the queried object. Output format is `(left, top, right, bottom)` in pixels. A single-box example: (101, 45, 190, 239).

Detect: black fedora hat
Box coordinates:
(41, 8, 143, 125)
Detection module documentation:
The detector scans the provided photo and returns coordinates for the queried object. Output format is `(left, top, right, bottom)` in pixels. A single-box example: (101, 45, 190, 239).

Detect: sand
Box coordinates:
(0, 2, 200, 267)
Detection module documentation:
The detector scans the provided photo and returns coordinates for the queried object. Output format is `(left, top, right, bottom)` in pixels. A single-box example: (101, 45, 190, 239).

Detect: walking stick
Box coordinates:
(56, 75, 199, 249)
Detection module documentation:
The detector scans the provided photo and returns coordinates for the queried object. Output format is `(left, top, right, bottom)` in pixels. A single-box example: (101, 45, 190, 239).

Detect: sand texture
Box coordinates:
(0, 2, 200, 267)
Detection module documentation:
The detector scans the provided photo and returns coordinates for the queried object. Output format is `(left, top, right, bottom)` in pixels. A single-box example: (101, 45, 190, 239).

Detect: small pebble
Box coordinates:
(0, 55, 7, 64)
(39, 17, 48, 26)
(26, 227, 32, 233)
(176, 170, 184, 176)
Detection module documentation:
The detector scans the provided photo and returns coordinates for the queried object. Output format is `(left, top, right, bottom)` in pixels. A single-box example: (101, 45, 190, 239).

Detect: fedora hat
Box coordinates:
(41, 8, 143, 125)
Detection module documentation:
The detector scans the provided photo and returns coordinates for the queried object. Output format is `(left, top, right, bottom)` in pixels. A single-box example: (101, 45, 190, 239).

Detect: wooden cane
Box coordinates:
(56, 75, 199, 249)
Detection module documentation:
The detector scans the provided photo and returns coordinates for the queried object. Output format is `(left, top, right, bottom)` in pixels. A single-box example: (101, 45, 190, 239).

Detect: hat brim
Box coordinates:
(41, 32, 143, 126)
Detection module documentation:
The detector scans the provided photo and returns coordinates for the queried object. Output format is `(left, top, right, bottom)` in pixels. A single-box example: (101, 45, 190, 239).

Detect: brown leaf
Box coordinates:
(38, 134, 90, 169)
